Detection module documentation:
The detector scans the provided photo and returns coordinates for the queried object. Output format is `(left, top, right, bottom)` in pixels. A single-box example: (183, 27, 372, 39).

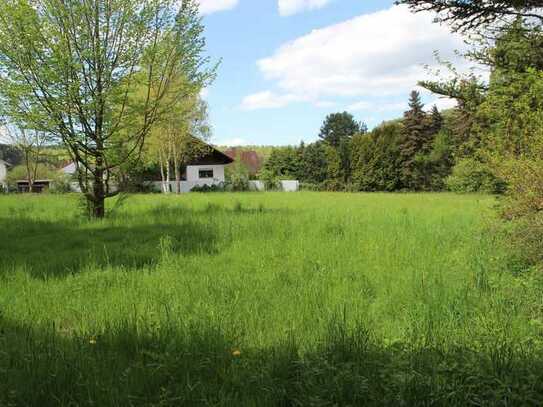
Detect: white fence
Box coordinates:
(63, 180, 300, 193)
(147, 180, 224, 193)
(148, 180, 300, 193)
(281, 181, 299, 192)
(248, 181, 264, 191)
(68, 182, 119, 193)
(248, 180, 299, 192)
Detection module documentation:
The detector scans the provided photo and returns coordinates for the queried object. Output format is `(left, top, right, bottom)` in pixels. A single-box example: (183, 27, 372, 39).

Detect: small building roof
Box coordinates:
(16, 179, 52, 184)
(60, 139, 233, 171)
(184, 137, 234, 166)
(187, 146, 234, 166)
(224, 148, 262, 175)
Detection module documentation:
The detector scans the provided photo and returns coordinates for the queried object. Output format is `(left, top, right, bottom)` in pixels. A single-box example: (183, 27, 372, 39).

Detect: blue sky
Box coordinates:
(199, 0, 469, 146)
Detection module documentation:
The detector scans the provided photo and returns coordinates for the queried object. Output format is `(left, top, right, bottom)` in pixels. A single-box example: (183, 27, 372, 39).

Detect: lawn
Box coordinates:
(1, 192, 542, 406)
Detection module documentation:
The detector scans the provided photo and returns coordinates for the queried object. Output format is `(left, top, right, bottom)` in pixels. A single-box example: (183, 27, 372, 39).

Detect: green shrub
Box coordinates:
(495, 159, 543, 268)
(504, 213, 543, 268)
(49, 173, 73, 194)
(225, 172, 249, 192)
(446, 158, 506, 194)
(321, 179, 346, 192)
(259, 168, 280, 191)
(225, 158, 250, 191)
(191, 183, 225, 193)
(299, 182, 322, 191)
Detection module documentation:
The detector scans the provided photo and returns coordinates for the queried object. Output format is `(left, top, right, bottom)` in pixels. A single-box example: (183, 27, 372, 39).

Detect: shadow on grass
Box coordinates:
(0, 215, 220, 279)
(1, 316, 543, 406)
(0, 203, 296, 279)
(143, 202, 295, 217)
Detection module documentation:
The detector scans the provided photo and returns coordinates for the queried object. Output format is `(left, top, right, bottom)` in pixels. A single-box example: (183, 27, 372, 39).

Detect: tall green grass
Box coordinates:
(1, 192, 542, 406)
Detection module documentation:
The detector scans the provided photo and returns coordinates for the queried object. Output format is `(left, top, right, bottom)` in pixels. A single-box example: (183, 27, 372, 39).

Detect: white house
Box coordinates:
(0, 159, 10, 188)
(150, 145, 234, 193)
(60, 142, 234, 193)
(61, 161, 77, 175)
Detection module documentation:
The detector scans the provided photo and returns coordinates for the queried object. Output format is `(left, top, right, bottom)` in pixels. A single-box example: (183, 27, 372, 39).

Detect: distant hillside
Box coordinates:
(223, 147, 264, 175)
(0, 144, 71, 168)
(217, 145, 279, 176)
(217, 145, 276, 161)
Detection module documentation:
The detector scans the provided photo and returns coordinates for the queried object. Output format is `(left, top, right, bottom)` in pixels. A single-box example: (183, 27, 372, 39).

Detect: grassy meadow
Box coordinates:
(1, 192, 543, 406)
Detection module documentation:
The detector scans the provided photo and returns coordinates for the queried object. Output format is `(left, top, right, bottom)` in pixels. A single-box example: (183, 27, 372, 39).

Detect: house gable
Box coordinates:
(187, 144, 234, 166)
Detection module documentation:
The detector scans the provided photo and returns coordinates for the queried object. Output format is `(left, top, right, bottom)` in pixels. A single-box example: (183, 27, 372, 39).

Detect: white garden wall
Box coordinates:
(248, 180, 299, 192)
(248, 181, 265, 191)
(148, 180, 224, 193)
(281, 181, 299, 192)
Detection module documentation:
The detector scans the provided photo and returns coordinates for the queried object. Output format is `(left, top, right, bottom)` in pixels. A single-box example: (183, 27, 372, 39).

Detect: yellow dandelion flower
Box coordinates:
(232, 350, 241, 357)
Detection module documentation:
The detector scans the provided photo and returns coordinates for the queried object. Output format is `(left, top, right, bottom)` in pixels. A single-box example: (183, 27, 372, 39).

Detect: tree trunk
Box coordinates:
(24, 150, 33, 193)
(91, 167, 106, 219)
(166, 160, 171, 193)
(159, 150, 168, 194)
(174, 151, 181, 194)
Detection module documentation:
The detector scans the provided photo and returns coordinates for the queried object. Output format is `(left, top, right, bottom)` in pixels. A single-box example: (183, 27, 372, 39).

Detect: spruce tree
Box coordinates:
(400, 90, 428, 189)
(429, 105, 444, 136)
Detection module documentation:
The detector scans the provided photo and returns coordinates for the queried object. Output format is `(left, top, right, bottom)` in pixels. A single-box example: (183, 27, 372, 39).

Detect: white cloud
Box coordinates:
(347, 101, 372, 111)
(240, 91, 305, 110)
(348, 101, 408, 112)
(241, 91, 337, 110)
(198, 0, 238, 15)
(429, 97, 458, 111)
(314, 100, 337, 108)
(249, 5, 474, 109)
(278, 0, 332, 16)
(216, 137, 247, 146)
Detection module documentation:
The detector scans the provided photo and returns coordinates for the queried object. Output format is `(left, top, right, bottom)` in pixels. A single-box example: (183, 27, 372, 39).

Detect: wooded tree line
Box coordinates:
(263, 95, 461, 193)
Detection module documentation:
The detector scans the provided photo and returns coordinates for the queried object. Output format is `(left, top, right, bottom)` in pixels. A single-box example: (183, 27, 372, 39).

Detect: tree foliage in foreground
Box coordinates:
(0, 0, 215, 217)
(413, 15, 543, 265)
(397, 0, 543, 33)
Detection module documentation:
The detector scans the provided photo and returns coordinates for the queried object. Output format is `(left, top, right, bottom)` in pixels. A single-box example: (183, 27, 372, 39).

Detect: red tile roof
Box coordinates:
(224, 148, 263, 175)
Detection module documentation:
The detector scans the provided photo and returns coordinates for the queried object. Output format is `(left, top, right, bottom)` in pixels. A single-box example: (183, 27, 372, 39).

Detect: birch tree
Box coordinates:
(146, 90, 211, 194)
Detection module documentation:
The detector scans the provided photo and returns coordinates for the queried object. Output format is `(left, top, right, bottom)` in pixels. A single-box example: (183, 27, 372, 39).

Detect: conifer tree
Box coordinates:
(299, 142, 328, 185)
(429, 105, 444, 136)
(318, 112, 361, 147)
(400, 90, 428, 189)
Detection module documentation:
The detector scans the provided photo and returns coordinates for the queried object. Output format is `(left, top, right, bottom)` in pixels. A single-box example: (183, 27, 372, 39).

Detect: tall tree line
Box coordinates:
(263, 96, 450, 192)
